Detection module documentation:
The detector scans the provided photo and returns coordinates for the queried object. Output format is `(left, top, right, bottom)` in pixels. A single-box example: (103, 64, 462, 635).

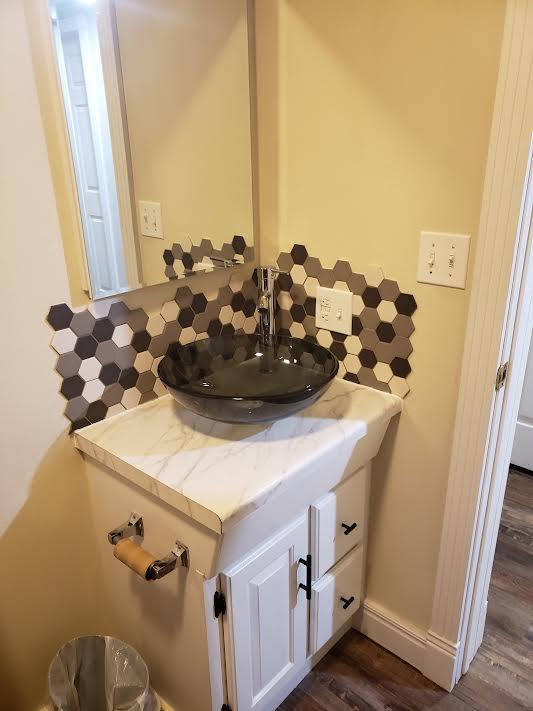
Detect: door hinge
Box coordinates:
(214, 590, 226, 618)
(495, 361, 509, 391)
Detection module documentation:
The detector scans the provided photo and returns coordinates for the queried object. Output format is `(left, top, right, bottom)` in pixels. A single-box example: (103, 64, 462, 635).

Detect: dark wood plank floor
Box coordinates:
(279, 468, 533, 710)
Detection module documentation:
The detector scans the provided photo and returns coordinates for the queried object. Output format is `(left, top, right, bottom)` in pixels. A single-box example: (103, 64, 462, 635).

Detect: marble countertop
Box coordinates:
(74, 379, 402, 534)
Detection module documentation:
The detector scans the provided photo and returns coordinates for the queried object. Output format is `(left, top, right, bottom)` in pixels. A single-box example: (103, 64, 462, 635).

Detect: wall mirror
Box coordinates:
(47, 0, 255, 299)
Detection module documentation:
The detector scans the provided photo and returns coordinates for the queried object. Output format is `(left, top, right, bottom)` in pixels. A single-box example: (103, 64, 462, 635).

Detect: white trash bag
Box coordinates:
(48, 636, 152, 711)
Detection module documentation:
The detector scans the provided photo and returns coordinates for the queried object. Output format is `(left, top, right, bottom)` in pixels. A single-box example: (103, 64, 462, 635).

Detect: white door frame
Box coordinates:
(423, 0, 533, 690)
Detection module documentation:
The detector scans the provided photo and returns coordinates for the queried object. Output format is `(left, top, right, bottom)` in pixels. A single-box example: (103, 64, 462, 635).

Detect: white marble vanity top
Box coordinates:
(74, 379, 401, 534)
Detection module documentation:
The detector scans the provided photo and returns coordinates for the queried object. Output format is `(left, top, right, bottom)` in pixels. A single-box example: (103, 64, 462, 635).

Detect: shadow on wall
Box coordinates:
(0, 433, 107, 711)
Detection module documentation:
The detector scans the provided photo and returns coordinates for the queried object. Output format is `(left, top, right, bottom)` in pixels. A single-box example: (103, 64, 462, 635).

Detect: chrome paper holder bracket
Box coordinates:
(148, 542, 189, 581)
(108, 512, 144, 545)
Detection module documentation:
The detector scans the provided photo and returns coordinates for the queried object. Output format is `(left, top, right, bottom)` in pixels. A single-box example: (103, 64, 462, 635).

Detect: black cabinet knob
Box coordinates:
(340, 595, 355, 609)
(341, 522, 357, 535)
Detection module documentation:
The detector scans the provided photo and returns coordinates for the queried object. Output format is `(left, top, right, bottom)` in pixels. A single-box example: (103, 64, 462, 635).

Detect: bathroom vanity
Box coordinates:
(74, 379, 401, 711)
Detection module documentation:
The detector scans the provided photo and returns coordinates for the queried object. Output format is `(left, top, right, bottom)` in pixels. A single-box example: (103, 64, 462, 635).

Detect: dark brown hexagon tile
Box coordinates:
(47, 303, 74, 331)
(291, 244, 308, 265)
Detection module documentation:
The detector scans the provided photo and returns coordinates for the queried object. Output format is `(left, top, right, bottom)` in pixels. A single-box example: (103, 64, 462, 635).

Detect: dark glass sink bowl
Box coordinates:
(158, 334, 339, 423)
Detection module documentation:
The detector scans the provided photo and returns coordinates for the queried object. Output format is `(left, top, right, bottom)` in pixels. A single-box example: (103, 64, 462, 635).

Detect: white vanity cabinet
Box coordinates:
(74, 380, 401, 711)
(220, 469, 368, 711)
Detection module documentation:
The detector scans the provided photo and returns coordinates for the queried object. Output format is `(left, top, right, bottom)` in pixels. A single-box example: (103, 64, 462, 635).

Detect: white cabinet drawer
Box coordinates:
(311, 467, 367, 579)
(310, 545, 364, 654)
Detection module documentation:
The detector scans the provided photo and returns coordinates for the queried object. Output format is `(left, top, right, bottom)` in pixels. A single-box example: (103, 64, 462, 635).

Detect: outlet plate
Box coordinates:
(315, 286, 352, 335)
(139, 201, 163, 239)
(417, 231, 470, 288)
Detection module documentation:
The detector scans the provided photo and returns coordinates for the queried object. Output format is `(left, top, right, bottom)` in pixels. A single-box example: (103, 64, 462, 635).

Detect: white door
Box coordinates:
(222, 515, 309, 711)
(54, 9, 127, 298)
(511, 332, 533, 469)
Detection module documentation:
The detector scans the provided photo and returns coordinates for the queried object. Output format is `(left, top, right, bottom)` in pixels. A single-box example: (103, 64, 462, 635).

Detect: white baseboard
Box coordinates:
(423, 630, 460, 692)
(354, 599, 458, 691)
(355, 599, 427, 669)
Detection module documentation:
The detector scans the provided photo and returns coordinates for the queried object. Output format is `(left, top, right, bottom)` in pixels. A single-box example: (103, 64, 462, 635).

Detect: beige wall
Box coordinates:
(255, 0, 505, 629)
(116, 0, 255, 285)
(0, 2, 108, 708)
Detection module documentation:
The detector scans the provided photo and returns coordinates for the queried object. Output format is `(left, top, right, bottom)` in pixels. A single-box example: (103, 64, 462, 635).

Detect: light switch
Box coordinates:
(139, 201, 163, 239)
(417, 231, 470, 289)
(315, 286, 352, 335)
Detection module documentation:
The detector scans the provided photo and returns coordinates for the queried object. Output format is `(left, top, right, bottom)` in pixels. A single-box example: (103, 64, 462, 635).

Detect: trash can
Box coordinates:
(48, 635, 159, 711)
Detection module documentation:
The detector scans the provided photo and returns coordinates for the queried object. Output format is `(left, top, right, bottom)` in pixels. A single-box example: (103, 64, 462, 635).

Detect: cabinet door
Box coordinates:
(222, 515, 309, 711)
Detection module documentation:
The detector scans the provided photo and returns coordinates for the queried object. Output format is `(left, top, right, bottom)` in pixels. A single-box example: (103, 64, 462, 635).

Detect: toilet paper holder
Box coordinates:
(107, 512, 189, 581)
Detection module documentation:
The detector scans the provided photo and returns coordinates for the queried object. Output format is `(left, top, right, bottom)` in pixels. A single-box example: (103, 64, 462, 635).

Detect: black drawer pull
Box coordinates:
(341, 522, 357, 535)
(340, 595, 355, 609)
(298, 554, 312, 600)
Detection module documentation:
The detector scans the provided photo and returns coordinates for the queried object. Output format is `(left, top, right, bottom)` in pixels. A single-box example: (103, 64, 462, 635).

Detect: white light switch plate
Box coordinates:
(417, 231, 470, 289)
(139, 201, 163, 239)
(315, 286, 352, 335)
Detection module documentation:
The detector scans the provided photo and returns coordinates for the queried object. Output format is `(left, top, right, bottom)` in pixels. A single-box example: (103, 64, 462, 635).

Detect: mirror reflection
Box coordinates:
(49, 0, 255, 299)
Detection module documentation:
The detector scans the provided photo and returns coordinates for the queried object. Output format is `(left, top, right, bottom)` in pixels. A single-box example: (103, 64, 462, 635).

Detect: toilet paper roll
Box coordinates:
(114, 538, 157, 579)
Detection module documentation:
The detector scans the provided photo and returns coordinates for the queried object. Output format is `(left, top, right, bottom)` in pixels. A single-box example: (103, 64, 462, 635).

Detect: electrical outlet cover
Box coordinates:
(315, 286, 352, 335)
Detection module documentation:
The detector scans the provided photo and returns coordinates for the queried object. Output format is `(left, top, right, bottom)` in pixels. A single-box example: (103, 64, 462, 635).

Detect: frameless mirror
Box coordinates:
(48, 0, 255, 299)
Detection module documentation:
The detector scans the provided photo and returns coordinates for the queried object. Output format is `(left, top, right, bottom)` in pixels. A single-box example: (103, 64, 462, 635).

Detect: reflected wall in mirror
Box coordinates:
(48, 0, 255, 299)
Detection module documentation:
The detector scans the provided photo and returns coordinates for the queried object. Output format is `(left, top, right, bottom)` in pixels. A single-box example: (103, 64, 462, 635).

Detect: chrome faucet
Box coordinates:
(257, 266, 285, 344)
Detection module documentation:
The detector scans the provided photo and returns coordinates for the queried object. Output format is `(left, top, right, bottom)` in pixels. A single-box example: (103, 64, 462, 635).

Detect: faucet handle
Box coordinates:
(259, 265, 288, 278)
(256, 266, 288, 294)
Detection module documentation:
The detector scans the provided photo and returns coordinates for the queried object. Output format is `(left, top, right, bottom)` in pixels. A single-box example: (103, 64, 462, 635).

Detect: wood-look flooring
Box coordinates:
(279, 468, 533, 710)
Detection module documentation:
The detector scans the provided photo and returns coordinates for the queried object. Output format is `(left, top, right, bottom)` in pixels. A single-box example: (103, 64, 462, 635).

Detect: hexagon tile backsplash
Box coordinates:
(274, 245, 416, 397)
(46, 245, 416, 430)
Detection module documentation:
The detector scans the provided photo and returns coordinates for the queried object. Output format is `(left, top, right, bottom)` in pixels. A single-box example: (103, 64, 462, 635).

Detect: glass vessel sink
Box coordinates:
(158, 334, 339, 423)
